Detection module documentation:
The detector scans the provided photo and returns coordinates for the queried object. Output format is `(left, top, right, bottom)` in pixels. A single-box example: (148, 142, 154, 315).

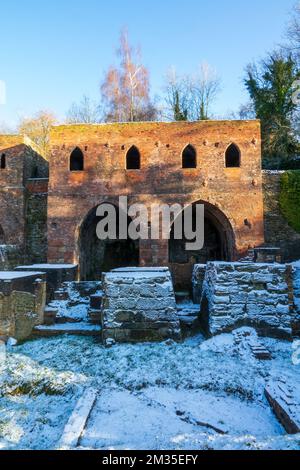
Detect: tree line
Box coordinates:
(2, 4, 300, 169)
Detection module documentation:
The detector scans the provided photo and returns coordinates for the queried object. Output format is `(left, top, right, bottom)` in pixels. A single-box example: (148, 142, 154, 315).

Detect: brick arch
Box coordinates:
(76, 202, 139, 281)
(169, 200, 236, 290)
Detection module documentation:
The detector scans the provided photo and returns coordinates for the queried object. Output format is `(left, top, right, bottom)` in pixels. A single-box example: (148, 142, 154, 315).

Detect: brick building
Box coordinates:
(1, 120, 299, 289)
(0, 135, 48, 266)
(48, 121, 264, 286)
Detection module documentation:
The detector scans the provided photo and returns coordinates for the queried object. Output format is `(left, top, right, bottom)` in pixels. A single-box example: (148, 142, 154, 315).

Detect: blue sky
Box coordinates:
(0, 0, 296, 127)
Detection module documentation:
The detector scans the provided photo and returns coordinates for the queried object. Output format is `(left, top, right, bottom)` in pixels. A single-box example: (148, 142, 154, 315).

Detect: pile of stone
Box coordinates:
(233, 328, 272, 360)
(265, 379, 300, 434)
(199, 262, 295, 339)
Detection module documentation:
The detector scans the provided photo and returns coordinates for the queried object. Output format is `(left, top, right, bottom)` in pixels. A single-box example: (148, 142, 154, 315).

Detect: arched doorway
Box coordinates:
(169, 200, 235, 290)
(78, 204, 139, 281)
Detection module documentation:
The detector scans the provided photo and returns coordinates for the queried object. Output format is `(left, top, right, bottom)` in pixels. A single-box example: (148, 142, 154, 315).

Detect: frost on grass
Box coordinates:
(0, 333, 299, 450)
(0, 345, 87, 450)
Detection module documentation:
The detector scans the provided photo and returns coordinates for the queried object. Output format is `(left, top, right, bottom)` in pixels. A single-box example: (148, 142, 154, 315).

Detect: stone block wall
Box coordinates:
(0, 245, 23, 270)
(192, 264, 206, 304)
(101, 268, 181, 344)
(0, 272, 46, 341)
(263, 171, 300, 262)
(200, 262, 295, 339)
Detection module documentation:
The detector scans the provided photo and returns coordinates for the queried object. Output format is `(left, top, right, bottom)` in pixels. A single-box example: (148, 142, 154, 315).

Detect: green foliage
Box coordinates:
(173, 91, 188, 121)
(245, 53, 300, 168)
(279, 170, 300, 233)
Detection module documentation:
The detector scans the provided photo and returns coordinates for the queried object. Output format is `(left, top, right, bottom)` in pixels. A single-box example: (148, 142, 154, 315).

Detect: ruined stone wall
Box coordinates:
(25, 179, 49, 264)
(263, 171, 300, 262)
(0, 136, 49, 256)
(200, 262, 295, 339)
(0, 245, 23, 270)
(48, 121, 264, 273)
(0, 273, 46, 341)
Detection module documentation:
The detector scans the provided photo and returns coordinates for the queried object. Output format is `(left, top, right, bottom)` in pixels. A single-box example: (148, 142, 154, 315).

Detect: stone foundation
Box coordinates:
(0, 271, 46, 341)
(254, 247, 282, 264)
(15, 264, 78, 302)
(101, 268, 181, 345)
(200, 262, 295, 339)
(0, 245, 23, 270)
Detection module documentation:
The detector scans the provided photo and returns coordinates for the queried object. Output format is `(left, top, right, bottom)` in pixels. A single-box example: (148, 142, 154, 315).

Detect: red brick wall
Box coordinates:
(48, 121, 264, 269)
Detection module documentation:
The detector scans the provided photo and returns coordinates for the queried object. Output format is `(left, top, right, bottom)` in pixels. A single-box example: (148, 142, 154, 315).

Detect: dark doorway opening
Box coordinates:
(78, 205, 139, 281)
(169, 201, 234, 291)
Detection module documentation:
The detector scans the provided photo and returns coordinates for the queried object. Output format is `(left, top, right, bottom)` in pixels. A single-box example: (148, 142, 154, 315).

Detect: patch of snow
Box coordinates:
(35, 323, 101, 332)
(0, 332, 299, 450)
(0, 272, 44, 280)
(16, 264, 77, 270)
(50, 283, 96, 322)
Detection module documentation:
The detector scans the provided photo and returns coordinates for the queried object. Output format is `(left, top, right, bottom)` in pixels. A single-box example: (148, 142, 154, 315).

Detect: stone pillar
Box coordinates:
(101, 267, 181, 345)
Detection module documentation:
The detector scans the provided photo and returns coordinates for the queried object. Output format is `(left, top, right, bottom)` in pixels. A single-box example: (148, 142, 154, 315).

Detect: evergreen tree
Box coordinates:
(245, 53, 300, 168)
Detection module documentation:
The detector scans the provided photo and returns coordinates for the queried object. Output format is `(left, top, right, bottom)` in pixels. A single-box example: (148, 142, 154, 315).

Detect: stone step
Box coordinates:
(233, 328, 272, 360)
(177, 305, 200, 317)
(55, 316, 83, 324)
(33, 323, 102, 338)
(90, 293, 103, 310)
(88, 309, 102, 325)
(179, 315, 199, 327)
(175, 291, 191, 304)
(43, 307, 58, 326)
(53, 289, 69, 301)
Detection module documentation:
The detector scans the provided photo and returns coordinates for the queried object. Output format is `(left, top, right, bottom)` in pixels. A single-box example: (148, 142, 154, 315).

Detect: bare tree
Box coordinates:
(189, 63, 221, 120)
(163, 68, 189, 121)
(163, 63, 221, 121)
(18, 110, 56, 158)
(286, 2, 300, 59)
(101, 29, 156, 122)
(66, 95, 101, 124)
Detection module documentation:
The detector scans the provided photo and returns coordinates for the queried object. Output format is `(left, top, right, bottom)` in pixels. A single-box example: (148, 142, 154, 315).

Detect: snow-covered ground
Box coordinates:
(0, 332, 299, 450)
(50, 283, 102, 322)
(293, 261, 300, 313)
